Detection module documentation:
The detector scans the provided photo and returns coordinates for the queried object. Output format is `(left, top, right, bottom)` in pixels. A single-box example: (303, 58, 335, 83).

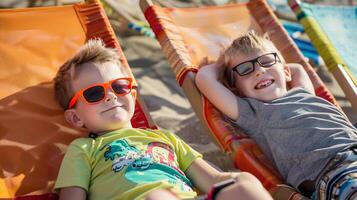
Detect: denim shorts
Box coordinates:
(312, 149, 357, 200)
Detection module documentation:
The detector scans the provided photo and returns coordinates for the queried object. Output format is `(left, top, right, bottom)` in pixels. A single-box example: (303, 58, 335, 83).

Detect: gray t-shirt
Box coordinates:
(230, 87, 357, 188)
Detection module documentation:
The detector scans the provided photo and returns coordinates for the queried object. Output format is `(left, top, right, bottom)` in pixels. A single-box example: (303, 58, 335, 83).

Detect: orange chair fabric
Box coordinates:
(0, 0, 155, 199)
(141, 0, 338, 193)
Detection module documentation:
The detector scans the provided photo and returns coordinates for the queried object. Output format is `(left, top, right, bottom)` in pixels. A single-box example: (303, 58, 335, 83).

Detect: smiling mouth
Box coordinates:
(254, 79, 274, 90)
(102, 105, 123, 113)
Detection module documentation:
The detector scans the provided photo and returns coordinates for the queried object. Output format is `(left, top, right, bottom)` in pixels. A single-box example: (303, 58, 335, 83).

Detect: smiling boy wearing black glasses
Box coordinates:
(195, 31, 357, 200)
(53, 39, 272, 200)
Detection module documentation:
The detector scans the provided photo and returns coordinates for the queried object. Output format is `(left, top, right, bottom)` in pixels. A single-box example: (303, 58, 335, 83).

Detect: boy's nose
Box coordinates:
(254, 64, 266, 77)
(105, 91, 118, 102)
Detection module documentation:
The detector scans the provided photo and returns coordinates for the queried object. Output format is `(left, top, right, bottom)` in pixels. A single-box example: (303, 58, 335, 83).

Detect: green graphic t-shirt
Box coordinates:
(54, 128, 202, 200)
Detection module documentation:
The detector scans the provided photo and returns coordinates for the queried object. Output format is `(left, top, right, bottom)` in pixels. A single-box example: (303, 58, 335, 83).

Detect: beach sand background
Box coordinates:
(1, 0, 356, 172)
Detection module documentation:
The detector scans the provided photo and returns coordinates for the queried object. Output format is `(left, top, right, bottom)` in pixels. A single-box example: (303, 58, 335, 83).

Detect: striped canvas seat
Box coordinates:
(140, 0, 340, 199)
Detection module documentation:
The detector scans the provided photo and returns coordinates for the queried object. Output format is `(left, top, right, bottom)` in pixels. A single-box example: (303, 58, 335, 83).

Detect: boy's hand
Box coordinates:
(215, 173, 273, 200)
(186, 158, 272, 200)
(286, 63, 315, 94)
(59, 187, 86, 200)
(195, 53, 239, 120)
(199, 57, 216, 68)
(199, 53, 225, 69)
(198, 54, 226, 80)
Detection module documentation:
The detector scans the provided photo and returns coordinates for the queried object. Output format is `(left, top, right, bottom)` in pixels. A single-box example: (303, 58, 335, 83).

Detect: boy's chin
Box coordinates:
(259, 91, 287, 102)
(105, 111, 130, 122)
(96, 123, 131, 134)
(107, 118, 132, 129)
(90, 119, 132, 133)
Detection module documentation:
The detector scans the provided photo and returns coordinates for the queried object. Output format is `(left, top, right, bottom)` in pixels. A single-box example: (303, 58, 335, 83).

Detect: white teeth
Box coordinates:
(255, 79, 273, 89)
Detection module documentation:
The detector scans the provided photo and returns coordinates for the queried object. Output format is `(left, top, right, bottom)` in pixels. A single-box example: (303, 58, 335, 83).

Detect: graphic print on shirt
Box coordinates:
(103, 139, 151, 172)
(146, 142, 186, 176)
(101, 139, 193, 192)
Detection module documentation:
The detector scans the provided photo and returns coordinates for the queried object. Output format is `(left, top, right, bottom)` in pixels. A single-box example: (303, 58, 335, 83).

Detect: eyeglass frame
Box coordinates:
(231, 52, 281, 76)
(67, 77, 133, 109)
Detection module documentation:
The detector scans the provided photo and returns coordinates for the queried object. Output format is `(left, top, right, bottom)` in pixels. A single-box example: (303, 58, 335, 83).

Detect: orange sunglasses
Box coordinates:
(68, 77, 133, 109)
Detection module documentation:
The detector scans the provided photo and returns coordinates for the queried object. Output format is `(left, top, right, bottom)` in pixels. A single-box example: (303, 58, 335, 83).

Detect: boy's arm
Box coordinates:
(59, 187, 86, 200)
(186, 158, 272, 200)
(55, 141, 91, 200)
(185, 158, 235, 192)
(195, 57, 239, 120)
(288, 63, 315, 94)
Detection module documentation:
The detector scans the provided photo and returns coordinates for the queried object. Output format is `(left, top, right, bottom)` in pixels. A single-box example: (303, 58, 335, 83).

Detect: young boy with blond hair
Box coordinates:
(53, 39, 272, 200)
(195, 31, 357, 199)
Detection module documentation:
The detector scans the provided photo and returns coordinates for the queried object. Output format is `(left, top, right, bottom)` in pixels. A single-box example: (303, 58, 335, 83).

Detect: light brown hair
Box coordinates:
(53, 39, 128, 110)
(223, 31, 285, 88)
(224, 31, 277, 67)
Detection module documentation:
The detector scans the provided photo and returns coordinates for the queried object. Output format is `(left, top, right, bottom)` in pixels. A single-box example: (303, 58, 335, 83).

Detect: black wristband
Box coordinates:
(207, 178, 236, 200)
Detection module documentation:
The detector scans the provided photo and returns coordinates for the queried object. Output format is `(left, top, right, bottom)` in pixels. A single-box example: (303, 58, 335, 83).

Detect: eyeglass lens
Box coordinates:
(257, 54, 276, 67)
(82, 79, 131, 103)
(236, 53, 277, 76)
(83, 86, 105, 103)
(111, 79, 131, 95)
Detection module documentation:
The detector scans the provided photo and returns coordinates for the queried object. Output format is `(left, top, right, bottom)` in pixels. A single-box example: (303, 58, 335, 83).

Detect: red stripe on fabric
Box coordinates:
(131, 99, 151, 129)
(315, 86, 337, 105)
(178, 68, 198, 86)
(14, 193, 58, 200)
(144, 6, 164, 39)
(290, 2, 299, 11)
(225, 134, 249, 146)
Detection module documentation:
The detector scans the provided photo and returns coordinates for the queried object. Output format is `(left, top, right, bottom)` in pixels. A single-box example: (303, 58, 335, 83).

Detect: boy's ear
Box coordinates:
(64, 109, 84, 128)
(284, 64, 292, 82)
(225, 68, 236, 88)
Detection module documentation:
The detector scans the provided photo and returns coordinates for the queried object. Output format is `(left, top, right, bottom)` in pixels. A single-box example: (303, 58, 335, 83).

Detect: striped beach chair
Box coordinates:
(0, 0, 155, 199)
(140, 0, 339, 199)
(289, 0, 357, 112)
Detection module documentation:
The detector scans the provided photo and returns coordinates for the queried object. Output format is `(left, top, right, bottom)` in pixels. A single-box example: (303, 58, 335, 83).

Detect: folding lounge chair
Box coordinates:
(289, 0, 357, 112)
(140, 0, 338, 199)
(282, 21, 322, 66)
(0, 0, 156, 199)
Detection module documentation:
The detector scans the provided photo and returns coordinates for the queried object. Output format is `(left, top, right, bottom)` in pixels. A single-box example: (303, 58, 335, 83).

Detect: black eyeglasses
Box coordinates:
(231, 53, 281, 76)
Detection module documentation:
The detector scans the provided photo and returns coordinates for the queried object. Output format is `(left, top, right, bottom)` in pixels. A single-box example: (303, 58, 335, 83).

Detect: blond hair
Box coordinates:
(53, 39, 127, 110)
(224, 31, 278, 67)
(223, 31, 285, 88)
